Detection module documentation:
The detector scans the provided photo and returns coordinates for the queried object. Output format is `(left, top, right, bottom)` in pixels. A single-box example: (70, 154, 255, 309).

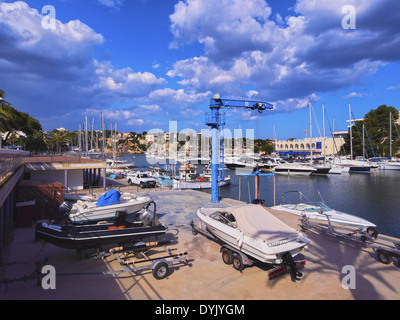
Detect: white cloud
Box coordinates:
(97, 0, 124, 10)
(0, 1, 165, 130)
(386, 84, 400, 90)
(343, 92, 364, 99)
(93, 60, 166, 95)
(167, 0, 400, 106)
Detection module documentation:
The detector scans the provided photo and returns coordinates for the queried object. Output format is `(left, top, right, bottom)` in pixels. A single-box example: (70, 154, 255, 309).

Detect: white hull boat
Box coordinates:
(378, 161, 400, 171)
(173, 176, 230, 190)
(64, 190, 152, 224)
(274, 163, 317, 176)
(272, 191, 378, 232)
(196, 204, 310, 265)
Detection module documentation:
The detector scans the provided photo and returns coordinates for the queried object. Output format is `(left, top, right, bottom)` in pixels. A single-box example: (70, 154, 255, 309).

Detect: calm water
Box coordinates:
(121, 154, 400, 238)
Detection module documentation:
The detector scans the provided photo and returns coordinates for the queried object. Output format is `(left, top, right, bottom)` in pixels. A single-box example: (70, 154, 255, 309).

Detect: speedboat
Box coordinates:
(172, 164, 230, 190)
(274, 161, 317, 176)
(196, 204, 310, 265)
(272, 191, 378, 234)
(35, 201, 168, 250)
(225, 156, 257, 172)
(64, 189, 151, 224)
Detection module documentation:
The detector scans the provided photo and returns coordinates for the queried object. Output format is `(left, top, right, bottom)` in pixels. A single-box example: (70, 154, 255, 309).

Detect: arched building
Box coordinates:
(275, 133, 346, 157)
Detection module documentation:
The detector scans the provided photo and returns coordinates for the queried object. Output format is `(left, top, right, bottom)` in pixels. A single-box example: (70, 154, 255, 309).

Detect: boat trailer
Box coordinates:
(299, 213, 378, 243)
(190, 220, 305, 282)
(300, 213, 400, 267)
(0, 241, 190, 290)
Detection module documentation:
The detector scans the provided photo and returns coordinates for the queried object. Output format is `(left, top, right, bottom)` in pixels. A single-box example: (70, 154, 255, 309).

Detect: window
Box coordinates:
(210, 211, 237, 228)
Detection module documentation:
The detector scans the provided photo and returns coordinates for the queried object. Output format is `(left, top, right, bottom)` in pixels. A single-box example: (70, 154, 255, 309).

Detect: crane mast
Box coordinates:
(206, 94, 273, 203)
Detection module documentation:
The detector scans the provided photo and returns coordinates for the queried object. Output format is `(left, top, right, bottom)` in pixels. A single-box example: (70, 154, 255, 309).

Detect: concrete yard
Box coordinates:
(1, 189, 399, 300)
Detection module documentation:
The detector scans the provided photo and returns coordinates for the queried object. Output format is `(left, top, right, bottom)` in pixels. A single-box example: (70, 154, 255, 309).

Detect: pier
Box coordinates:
(1, 188, 399, 300)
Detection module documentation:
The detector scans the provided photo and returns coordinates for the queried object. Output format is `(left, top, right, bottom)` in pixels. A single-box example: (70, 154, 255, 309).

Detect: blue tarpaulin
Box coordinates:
(96, 189, 121, 207)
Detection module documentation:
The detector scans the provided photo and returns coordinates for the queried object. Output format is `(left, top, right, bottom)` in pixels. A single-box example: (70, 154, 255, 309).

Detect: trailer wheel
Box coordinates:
(377, 250, 392, 265)
(153, 262, 169, 280)
(221, 248, 233, 265)
(232, 254, 244, 271)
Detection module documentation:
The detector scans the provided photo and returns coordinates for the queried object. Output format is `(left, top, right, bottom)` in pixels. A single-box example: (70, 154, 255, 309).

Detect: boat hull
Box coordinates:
(35, 222, 167, 250)
(196, 206, 309, 264)
(69, 197, 151, 224)
(378, 162, 400, 170)
(173, 177, 230, 190)
(272, 204, 376, 229)
(274, 167, 314, 176)
(349, 166, 371, 173)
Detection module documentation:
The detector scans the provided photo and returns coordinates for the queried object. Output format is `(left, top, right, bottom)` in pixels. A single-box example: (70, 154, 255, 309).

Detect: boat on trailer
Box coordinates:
(63, 189, 151, 224)
(272, 191, 378, 234)
(35, 201, 168, 250)
(195, 204, 310, 266)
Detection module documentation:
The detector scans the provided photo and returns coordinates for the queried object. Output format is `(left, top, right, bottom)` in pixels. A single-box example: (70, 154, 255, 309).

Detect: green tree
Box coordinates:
(341, 105, 400, 158)
(25, 130, 48, 152)
(46, 130, 73, 153)
(0, 89, 43, 147)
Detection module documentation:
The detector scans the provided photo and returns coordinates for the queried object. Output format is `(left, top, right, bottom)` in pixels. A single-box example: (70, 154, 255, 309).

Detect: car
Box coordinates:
(126, 172, 157, 188)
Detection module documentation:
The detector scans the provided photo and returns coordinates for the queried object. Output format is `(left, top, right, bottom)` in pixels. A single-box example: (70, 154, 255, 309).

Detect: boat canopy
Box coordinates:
(226, 204, 298, 241)
(96, 189, 121, 207)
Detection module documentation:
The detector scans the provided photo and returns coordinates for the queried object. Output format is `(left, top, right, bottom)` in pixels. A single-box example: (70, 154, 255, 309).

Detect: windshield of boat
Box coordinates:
(285, 202, 331, 213)
(210, 211, 237, 228)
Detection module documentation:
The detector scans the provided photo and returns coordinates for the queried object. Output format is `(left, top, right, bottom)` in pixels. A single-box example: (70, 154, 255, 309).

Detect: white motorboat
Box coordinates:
(225, 156, 257, 172)
(274, 161, 317, 176)
(272, 191, 378, 233)
(378, 160, 400, 171)
(63, 190, 152, 224)
(196, 204, 310, 265)
(173, 164, 230, 190)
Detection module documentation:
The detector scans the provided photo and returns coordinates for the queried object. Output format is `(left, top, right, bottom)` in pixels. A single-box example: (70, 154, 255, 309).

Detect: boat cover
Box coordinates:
(230, 204, 298, 241)
(96, 189, 121, 207)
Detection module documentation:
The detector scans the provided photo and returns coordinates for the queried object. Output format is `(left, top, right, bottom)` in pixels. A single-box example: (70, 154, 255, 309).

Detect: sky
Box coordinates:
(0, 0, 399, 140)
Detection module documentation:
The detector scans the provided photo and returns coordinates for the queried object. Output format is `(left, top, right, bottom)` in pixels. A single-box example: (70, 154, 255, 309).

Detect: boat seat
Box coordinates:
(77, 200, 87, 209)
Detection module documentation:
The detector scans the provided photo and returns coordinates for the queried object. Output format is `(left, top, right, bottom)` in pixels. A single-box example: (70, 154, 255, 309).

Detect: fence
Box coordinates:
(0, 156, 22, 185)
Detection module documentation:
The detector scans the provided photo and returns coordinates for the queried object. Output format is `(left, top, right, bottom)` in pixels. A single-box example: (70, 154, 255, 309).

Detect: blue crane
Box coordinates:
(205, 94, 273, 203)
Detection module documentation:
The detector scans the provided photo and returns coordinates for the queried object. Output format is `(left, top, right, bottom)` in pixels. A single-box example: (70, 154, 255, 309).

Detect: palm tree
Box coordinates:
(46, 130, 73, 153)
(25, 130, 48, 153)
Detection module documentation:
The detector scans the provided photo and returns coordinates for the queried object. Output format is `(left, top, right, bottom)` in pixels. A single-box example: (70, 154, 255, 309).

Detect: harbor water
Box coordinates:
(121, 154, 400, 239)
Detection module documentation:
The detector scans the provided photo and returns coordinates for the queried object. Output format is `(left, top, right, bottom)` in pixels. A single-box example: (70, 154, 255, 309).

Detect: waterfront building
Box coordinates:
(274, 133, 346, 157)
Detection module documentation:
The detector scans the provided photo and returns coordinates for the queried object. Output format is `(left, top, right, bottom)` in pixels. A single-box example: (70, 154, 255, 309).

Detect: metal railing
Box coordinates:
(0, 156, 22, 185)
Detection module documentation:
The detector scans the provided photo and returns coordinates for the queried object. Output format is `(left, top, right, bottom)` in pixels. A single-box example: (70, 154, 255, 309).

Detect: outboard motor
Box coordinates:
(59, 201, 73, 214)
(139, 201, 157, 226)
(54, 201, 73, 224)
(139, 208, 155, 226)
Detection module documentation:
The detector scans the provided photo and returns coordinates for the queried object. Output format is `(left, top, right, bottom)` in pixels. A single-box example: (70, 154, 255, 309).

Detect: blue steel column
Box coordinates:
(210, 106, 220, 203)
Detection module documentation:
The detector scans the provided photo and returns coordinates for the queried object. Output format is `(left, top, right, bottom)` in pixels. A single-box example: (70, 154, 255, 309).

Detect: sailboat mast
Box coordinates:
(390, 111, 392, 158)
(349, 103, 353, 160)
(101, 112, 105, 157)
(309, 101, 313, 163)
(322, 104, 326, 164)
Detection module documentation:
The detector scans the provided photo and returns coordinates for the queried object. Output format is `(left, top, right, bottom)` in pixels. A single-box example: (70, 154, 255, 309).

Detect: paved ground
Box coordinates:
(1, 189, 399, 300)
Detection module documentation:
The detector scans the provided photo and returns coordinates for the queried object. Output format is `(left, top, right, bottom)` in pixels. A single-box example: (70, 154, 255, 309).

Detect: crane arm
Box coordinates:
(210, 95, 273, 113)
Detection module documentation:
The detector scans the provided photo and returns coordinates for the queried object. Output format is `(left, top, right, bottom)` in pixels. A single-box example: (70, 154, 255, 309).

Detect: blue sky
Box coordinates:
(0, 0, 399, 140)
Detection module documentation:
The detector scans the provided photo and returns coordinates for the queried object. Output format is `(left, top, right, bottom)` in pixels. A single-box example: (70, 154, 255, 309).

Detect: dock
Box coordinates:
(1, 188, 399, 300)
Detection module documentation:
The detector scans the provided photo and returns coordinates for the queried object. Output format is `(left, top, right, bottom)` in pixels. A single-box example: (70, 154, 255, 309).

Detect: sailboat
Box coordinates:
(378, 111, 400, 170)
